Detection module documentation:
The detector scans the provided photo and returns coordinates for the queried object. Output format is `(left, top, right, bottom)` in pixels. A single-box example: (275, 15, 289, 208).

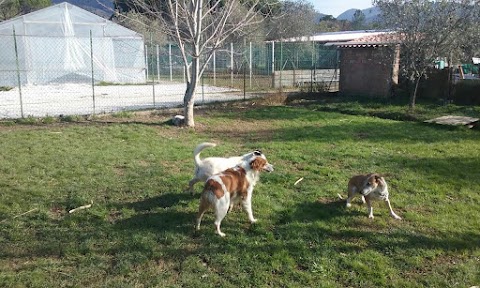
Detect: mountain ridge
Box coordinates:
(51, 1, 379, 23)
(336, 7, 381, 22)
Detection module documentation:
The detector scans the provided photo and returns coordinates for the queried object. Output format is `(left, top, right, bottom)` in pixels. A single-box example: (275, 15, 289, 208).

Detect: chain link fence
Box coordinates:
(0, 29, 339, 119)
(145, 40, 340, 92)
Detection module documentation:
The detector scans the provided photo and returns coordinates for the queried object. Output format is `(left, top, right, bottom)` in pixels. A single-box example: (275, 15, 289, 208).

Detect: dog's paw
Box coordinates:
(250, 218, 257, 224)
(218, 232, 226, 237)
(346, 203, 352, 208)
(392, 214, 402, 220)
(368, 214, 374, 219)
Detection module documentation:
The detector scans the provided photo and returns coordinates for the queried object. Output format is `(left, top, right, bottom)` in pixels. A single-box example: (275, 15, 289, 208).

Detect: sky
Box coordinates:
(309, 0, 374, 17)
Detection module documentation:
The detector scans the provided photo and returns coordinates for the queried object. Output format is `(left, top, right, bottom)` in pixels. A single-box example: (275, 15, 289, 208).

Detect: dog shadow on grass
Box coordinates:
(119, 191, 195, 211)
(277, 196, 364, 225)
(111, 191, 198, 234)
(278, 195, 480, 254)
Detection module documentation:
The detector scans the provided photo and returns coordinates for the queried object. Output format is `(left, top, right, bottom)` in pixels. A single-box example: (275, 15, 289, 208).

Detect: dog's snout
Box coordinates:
(264, 163, 274, 172)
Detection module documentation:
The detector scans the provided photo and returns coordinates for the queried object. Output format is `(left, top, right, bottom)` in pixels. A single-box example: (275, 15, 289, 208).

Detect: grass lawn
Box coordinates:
(0, 97, 479, 287)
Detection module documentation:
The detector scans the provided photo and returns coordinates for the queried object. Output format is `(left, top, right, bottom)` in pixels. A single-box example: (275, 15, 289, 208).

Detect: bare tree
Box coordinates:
(114, 11, 167, 45)
(374, 0, 480, 109)
(265, 0, 317, 41)
(120, 0, 276, 127)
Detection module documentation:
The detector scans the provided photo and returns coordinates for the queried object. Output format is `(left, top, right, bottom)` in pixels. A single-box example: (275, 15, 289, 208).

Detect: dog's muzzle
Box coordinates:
(264, 163, 274, 172)
(360, 189, 372, 196)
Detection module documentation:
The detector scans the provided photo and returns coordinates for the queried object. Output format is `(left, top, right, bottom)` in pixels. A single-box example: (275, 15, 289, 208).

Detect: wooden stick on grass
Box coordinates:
(68, 201, 93, 214)
(294, 177, 304, 186)
(0, 208, 39, 223)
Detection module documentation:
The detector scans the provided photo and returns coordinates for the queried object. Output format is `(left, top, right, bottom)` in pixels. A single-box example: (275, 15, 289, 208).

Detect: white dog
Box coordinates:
(196, 152, 274, 237)
(346, 173, 402, 220)
(188, 142, 262, 194)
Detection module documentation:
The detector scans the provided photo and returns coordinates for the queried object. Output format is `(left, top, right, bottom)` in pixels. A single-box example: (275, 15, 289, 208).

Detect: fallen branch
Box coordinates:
(294, 177, 304, 186)
(0, 208, 38, 223)
(68, 201, 93, 214)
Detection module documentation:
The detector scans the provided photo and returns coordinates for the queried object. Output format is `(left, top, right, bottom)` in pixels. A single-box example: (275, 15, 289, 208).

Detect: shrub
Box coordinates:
(112, 111, 134, 118)
(0, 86, 13, 91)
(453, 80, 480, 105)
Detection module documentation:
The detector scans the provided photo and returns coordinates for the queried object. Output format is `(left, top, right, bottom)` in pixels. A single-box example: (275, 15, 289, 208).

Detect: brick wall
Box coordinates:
(339, 45, 399, 97)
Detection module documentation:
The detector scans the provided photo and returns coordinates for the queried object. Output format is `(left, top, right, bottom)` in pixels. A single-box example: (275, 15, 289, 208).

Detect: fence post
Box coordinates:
(144, 44, 149, 81)
(156, 44, 160, 82)
(280, 40, 283, 91)
(150, 34, 156, 108)
(230, 42, 234, 87)
(213, 49, 216, 86)
(12, 27, 24, 118)
(271, 41, 275, 89)
(313, 42, 317, 92)
(249, 42, 252, 89)
(201, 73, 205, 104)
(90, 30, 96, 115)
(310, 40, 314, 93)
(243, 60, 246, 100)
(169, 44, 173, 81)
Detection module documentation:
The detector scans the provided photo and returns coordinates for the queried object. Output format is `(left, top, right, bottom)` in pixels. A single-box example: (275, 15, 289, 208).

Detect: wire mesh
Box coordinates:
(0, 29, 340, 119)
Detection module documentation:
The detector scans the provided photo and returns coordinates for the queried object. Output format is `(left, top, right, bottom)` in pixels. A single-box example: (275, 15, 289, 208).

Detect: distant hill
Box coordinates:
(52, 0, 114, 18)
(337, 7, 381, 23)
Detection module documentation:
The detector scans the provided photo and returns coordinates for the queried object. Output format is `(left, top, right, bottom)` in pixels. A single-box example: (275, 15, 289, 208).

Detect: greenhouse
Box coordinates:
(0, 2, 146, 86)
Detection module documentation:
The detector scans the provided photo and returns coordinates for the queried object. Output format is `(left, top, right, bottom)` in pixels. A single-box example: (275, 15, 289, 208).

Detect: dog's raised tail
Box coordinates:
(193, 142, 217, 166)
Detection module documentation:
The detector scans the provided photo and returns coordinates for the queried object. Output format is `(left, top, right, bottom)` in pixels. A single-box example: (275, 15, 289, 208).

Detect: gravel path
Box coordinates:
(0, 82, 244, 119)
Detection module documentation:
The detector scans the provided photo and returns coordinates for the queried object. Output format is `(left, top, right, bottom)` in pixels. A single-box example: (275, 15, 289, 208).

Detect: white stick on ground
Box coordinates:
(68, 201, 93, 214)
(0, 208, 39, 223)
(294, 177, 304, 185)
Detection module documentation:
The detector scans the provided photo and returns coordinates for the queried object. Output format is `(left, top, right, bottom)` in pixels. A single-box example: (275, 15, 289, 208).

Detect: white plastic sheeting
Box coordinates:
(0, 2, 145, 86)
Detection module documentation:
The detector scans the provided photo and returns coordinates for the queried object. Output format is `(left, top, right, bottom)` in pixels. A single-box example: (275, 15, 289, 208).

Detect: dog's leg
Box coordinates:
(346, 187, 356, 208)
(214, 202, 229, 237)
(196, 196, 210, 231)
(241, 197, 257, 224)
(228, 198, 237, 214)
(365, 196, 374, 219)
(384, 198, 402, 220)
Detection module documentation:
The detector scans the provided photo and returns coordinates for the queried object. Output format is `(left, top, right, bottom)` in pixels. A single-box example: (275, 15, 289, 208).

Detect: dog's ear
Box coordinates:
(374, 174, 383, 182)
(374, 175, 387, 186)
(250, 157, 266, 171)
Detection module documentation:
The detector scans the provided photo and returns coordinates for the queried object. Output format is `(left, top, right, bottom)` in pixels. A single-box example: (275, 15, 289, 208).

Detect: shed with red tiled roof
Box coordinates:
(328, 32, 401, 96)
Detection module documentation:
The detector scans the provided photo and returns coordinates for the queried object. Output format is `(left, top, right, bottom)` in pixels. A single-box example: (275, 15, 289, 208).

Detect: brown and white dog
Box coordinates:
(346, 173, 402, 220)
(195, 152, 273, 237)
(188, 142, 262, 194)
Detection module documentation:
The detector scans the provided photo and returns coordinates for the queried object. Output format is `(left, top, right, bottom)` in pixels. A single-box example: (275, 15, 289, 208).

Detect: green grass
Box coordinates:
(1, 101, 479, 287)
(287, 93, 480, 122)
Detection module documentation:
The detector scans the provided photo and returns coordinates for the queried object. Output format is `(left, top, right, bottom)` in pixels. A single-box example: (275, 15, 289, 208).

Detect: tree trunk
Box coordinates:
(184, 83, 196, 127)
(183, 57, 200, 127)
(409, 77, 421, 110)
